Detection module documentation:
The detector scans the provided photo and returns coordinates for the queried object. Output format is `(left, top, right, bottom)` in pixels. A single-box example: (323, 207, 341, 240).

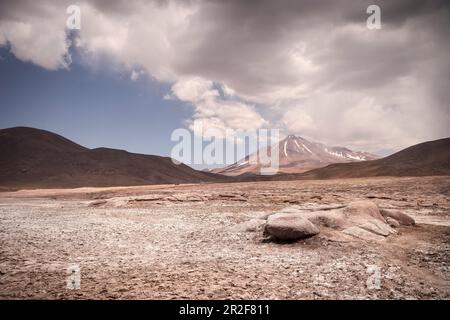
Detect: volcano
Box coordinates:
(213, 135, 378, 176)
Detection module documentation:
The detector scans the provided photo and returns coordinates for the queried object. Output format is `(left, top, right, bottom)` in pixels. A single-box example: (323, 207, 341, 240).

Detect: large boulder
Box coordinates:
(262, 201, 412, 243)
(265, 212, 320, 240)
(343, 201, 395, 237)
(380, 209, 415, 226)
(343, 200, 386, 222)
(302, 209, 348, 229)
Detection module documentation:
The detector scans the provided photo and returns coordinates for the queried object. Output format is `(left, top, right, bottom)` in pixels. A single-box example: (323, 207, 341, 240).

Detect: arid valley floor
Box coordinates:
(0, 176, 449, 299)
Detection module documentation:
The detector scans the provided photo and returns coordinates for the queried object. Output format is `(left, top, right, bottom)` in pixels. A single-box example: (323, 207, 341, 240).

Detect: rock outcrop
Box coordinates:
(263, 200, 414, 242)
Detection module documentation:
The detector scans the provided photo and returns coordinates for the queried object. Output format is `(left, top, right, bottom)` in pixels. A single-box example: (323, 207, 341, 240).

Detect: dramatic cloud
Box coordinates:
(170, 77, 268, 137)
(0, 1, 70, 69)
(1, 0, 449, 153)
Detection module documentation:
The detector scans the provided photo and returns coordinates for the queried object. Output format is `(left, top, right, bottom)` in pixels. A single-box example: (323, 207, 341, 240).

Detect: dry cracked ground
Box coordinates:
(0, 176, 449, 299)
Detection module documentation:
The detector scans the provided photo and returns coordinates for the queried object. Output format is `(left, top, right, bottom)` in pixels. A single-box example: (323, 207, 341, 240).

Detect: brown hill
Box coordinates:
(0, 127, 226, 189)
(267, 137, 450, 180)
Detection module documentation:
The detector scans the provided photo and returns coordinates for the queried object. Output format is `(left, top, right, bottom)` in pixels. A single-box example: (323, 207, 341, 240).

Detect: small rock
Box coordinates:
(88, 200, 107, 207)
(380, 209, 415, 226)
(386, 217, 400, 228)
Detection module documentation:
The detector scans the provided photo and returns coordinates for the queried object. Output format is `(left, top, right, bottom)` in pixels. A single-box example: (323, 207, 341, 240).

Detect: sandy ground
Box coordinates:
(0, 176, 449, 299)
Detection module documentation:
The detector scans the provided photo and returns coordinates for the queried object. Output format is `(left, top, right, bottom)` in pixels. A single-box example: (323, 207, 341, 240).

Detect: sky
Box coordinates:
(0, 0, 449, 166)
(0, 45, 191, 158)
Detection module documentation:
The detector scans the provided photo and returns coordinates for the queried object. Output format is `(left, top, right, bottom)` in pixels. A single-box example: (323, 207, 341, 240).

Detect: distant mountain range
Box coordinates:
(0, 127, 448, 190)
(298, 137, 450, 179)
(213, 135, 379, 175)
(0, 127, 226, 189)
(243, 137, 449, 181)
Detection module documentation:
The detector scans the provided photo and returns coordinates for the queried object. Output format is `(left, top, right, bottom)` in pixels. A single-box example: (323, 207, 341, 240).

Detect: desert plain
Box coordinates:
(0, 176, 449, 299)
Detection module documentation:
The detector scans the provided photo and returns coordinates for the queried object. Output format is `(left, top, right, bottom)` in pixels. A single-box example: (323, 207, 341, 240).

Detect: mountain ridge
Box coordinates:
(0, 126, 227, 189)
(240, 137, 450, 181)
(299, 137, 450, 179)
(1, 127, 448, 189)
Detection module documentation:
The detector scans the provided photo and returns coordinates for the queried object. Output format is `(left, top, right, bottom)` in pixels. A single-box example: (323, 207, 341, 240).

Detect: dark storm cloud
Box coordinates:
(175, 0, 449, 94)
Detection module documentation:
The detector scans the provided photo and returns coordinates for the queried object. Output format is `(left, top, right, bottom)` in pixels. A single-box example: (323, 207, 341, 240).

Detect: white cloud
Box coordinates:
(171, 77, 268, 138)
(0, 3, 70, 70)
(75, 1, 196, 81)
(171, 77, 216, 103)
(130, 70, 140, 81)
